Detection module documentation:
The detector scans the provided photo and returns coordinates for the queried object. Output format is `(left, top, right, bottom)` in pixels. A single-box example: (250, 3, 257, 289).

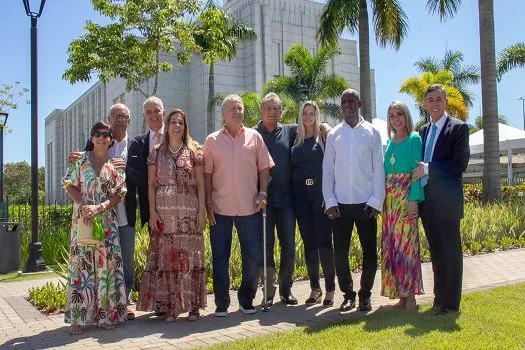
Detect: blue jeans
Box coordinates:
(118, 225, 136, 303)
(210, 212, 262, 309)
(260, 192, 296, 298)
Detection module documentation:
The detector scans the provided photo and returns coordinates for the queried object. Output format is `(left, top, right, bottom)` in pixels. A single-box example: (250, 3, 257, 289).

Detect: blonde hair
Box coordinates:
(386, 100, 414, 138)
(160, 108, 198, 157)
(294, 101, 324, 151)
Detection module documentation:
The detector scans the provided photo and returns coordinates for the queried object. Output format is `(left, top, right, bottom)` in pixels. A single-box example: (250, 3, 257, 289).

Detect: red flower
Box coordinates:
(104, 229, 110, 237)
(72, 277, 81, 286)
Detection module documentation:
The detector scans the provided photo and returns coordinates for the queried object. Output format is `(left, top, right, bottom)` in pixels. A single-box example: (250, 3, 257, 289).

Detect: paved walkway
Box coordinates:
(1, 248, 525, 349)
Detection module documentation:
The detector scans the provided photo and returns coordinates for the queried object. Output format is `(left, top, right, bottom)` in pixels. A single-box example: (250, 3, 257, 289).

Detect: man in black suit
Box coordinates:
(412, 84, 470, 315)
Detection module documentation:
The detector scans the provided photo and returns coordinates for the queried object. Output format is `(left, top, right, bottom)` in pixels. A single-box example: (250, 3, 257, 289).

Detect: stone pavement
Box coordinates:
(1, 248, 525, 349)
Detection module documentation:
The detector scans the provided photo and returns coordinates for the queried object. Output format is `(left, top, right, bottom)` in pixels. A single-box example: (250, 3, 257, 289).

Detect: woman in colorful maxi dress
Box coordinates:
(381, 101, 425, 311)
(136, 108, 206, 322)
(63, 121, 127, 335)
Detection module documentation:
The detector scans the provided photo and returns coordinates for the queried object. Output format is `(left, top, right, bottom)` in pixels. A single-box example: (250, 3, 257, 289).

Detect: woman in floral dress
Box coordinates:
(381, 101, 425, 311)
(136, 108, 206, 322)
(63, 121, 127, 335)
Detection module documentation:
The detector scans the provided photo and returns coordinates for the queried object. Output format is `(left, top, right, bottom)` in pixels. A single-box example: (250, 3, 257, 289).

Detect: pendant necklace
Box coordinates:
(390, 152, 395, 171)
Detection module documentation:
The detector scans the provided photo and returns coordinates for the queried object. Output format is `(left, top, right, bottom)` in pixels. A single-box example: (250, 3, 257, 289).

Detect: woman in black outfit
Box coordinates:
(291, 101, 336, 306)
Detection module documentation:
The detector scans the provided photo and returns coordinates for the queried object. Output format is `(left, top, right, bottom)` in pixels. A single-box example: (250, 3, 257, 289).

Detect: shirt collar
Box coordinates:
(150, 127, 164, 137)
(431, 113, 448, 130)
(342, 115, 364, 129)
(257, 121, 282, 134)
(222, 125, 245, 137)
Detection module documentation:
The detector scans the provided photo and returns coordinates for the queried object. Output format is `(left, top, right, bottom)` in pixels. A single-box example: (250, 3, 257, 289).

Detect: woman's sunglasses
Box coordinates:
(92, 130, 113, 138)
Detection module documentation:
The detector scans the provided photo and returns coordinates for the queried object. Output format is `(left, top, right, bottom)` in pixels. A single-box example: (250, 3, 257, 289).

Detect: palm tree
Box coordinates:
(479, 0, 501, 203)
(317, 0, 408, 122)
(400, 70, 468, 124)
(263, 43, 349, 122)
(497, 42, 525, 81)
(414, 49, 480, 108)
(193, 1, 257, 134)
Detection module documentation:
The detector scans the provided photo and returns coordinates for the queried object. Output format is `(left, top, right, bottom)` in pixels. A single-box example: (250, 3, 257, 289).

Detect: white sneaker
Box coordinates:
(214, 307, 228, 317)
(239, 304, 256, 314)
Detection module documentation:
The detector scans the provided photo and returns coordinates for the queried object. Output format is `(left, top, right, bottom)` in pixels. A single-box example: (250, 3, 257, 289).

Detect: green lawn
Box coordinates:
(207, 283, 525, 350)
(0, 268, 58, 283)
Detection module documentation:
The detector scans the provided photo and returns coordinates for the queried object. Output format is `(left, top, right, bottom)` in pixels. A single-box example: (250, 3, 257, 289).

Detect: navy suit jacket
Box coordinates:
(125, 131, 150, 227)
(419, 115, 470, 221)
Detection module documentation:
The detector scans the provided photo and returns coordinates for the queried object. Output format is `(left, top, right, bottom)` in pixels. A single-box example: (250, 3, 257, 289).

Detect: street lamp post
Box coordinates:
(23, 0, 47, 272)
(519, 97, 525, 131)
(0, 111, 8, 204)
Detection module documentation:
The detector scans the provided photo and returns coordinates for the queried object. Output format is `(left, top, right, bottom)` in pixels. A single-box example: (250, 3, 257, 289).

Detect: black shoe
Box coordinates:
(261, 297, 274, 308)
(305, 291, 322, 305)
(154, 311, 166, 317)
(214, 307, 228, 317)
(280, 294, 298, 305)
(239, 304, 257, 314)
(358, 297, 372, 312)
(340, 296, 356, 312)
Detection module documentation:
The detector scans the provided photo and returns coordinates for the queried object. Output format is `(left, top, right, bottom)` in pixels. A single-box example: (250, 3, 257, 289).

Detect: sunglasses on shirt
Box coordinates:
(92, 130, 113, 138)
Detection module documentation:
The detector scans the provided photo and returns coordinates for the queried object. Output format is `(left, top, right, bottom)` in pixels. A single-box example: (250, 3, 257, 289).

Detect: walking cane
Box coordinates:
(262, 207, 269, 312)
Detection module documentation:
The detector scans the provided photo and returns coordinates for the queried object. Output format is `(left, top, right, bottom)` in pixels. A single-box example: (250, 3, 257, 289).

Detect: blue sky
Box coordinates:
(1, 0, 523, 166)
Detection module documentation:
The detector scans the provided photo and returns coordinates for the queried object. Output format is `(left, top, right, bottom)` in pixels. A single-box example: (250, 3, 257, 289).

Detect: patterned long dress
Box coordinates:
(381, 132, 425, 298)
(136, 145, 207, 316)
(62, 153, 127, 326)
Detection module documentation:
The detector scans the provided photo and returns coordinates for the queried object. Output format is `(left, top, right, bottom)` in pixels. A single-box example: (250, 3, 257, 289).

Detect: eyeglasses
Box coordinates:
(111, 113, 130, 120)
(92, 130, 113, 138)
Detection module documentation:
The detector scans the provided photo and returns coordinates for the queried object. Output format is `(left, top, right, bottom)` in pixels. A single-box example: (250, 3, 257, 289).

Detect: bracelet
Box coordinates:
(258, 191, 267, 197)
(99, 203, 106, 213)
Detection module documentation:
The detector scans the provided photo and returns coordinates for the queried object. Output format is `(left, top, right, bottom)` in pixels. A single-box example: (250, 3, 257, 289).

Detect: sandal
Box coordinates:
(70, 325, 83, 335)
(305, 290, 322, 305)
(187, 308, 200, 321)
(165, 314, 177, 323)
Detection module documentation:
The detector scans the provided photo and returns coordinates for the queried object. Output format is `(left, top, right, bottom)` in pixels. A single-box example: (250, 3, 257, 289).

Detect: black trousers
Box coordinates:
(332, 203, 377, 299)
(293, 183, 336, 293)
(421, 213, 463, 311)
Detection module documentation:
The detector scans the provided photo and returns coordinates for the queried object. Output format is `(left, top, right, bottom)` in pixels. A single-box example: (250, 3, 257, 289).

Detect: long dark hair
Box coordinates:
(84, 121, 113, 151)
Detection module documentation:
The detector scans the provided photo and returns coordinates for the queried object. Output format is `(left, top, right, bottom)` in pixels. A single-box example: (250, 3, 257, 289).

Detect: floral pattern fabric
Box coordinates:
(62, 153, 127, 326)
(381, 173, 424, 298)
(136, 145, 207, 316)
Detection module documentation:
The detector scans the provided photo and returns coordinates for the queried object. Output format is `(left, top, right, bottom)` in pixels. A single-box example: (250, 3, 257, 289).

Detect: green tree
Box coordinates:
(497, 42, 525, 81)
(400, 70, 468, 123)
(414, 49, 480, 108)
(192, 1, 257, 134)
(3, 162, 45, 204)
(0, 82, 29, 131)
(263, 43, 349, 121)
(317, 0, 408, 122)
(63, 0, 201, 99)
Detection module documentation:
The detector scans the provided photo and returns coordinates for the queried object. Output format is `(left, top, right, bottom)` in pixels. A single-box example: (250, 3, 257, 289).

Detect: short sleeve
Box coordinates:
(147, 146, 159, 166)
(108, 164, 127, 200)
(62, 154, 84, 190)
(192, 149, 204, 167)
(256, 132, 275, 171)
(203, 137, 214, 174)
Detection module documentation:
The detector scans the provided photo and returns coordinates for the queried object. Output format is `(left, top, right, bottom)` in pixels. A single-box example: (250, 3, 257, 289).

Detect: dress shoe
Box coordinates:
(339, 296, 356, 312)
(305, 290, 322, 305)
(261, 297, 274, 308)
(280, 294, 298, 305)
(358, 297, 372, 312)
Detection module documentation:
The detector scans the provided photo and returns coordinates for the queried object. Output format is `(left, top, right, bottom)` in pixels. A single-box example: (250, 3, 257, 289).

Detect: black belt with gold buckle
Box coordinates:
(305, 178, 315, 186)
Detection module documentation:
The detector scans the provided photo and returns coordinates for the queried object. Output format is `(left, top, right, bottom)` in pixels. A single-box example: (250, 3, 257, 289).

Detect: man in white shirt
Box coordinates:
(322, 89, 385, 313)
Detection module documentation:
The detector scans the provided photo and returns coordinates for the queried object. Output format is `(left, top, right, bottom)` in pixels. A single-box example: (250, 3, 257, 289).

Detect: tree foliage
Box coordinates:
(263, 43, 349, 120)
(414, 49, 480, 107)
(400, 70, 468, 122)
(0, 82, 30, 131)
(497, 42, 525, 81)
(63, 0, 201, 97)
(3, 161, 45, 204)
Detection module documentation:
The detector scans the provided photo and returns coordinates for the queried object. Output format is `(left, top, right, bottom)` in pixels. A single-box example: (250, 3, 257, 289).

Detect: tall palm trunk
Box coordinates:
(358, 0, 372, 122)
(207, 63, 216, 134)
(479, 0, 501, 203)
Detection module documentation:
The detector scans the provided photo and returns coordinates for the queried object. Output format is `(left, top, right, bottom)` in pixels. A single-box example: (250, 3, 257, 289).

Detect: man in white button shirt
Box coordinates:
(322, 88, 385, 313)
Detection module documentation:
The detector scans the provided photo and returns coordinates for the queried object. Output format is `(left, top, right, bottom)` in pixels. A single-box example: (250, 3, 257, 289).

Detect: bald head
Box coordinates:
(108, 103, 131, 141)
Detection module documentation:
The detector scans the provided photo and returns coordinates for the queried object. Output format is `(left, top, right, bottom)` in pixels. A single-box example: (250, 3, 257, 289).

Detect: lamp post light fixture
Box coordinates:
(519, 97, 525, 131)
(0, 111, 8, 204)
(23, 0, 47, 272)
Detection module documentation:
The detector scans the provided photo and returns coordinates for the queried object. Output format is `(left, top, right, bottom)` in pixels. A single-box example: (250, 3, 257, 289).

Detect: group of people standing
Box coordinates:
(62, 83, 469, 335)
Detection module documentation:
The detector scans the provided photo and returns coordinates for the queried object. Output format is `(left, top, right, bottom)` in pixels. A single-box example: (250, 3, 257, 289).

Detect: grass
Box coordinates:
(0, 268, 59, 283)
(206, 283, 525, 350)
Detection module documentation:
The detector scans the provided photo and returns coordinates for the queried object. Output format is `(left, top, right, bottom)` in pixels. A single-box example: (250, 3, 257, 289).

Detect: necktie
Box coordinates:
(421, 124, 437, 186)
(154, 132, 161, 146)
